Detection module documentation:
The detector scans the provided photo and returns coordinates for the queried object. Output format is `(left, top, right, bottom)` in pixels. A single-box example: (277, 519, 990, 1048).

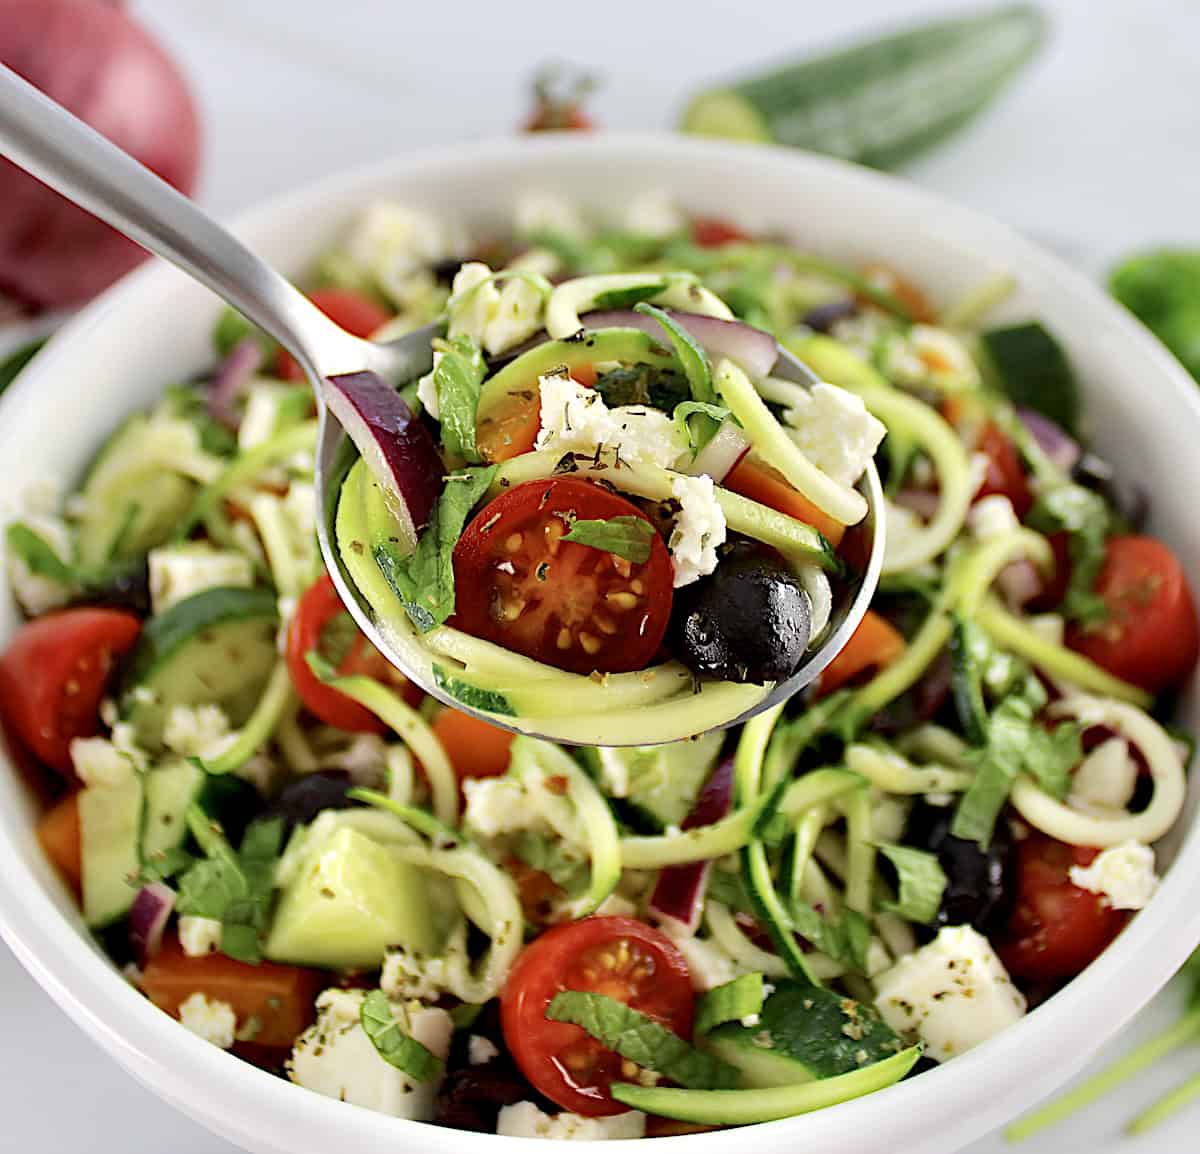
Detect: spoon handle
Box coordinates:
(0, 65, 375, 380)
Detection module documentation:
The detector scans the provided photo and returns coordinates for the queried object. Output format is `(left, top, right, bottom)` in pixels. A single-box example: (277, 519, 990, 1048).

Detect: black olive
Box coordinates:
(905, 800, 1014, 934)
(1071, 451, 1148, 530)
(76, 557, 152, 617)
(801, 298, 859, 333)
(667, 543, 812, 683)
(198, 774, 264, 847)
(267, 770, 356, 832)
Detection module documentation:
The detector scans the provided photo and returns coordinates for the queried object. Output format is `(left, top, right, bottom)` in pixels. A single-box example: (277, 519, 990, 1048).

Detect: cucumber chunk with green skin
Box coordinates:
(704, 981, 907, 1087)
(681, 5, 1045, 171)
(79, 777, 145, 928)
(76, 414, 198, 570)
(120, 586, 279, 750)
(264, 825, 436, 969)
(611, 1045, 922, 1124)
(141, 761, 206, 864)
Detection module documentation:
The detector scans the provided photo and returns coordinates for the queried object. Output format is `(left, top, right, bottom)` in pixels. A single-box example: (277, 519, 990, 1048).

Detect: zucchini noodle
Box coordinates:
(200, 659, 295, 777)
(275, 703, 318, 774)
(946, 529, 1054, 616)
(788, 804, 830, 906)
(705, 900, 843, 982)
(1009, 695, 1187, 846)
(386, 744, 416, 806)
(734, 703, 786, 803)
(838, 787, 875, 916)
(845, 744, 973, 794)
(245, 492, 307, 598)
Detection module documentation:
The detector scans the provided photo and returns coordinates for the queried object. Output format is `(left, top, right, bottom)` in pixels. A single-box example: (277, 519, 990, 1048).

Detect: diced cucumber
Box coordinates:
(582, 730, 724, 830)
(680, 6, 1045, 171)
(141, 761, 206, 864)
(704, 981, 905, 1087)
(75, 415, 199, 570)
(120, 586, 279, 750)
(264, 825, 436, 969)
(79, 777, 144, 928)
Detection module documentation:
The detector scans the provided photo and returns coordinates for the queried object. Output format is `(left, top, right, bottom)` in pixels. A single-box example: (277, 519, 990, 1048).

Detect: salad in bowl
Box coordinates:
(2, 188, 1196, 1141)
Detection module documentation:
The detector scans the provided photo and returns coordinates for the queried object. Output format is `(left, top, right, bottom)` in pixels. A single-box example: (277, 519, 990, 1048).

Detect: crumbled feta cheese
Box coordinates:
(178, 993, 237, 1049)
(447, 261, 501, 345)
(1070, 737, 1138, 814)
(325, 733, 390, 788)
(344, 201, 464, 308)
(178, 916, 223, 958)
(1070, 841, 1159, 910)
(739, 1012, 761, 1028)
(416, 350, 442, 419)
(462, 776, 545, 839)
(783, 382, 887, 488)
(380, 946, 458, 1004)
(162, 704, 235, 760)
(514, 193, 587, 241)
(668, 473, 727, 587)
(484, 275, 546, 357)
(468, 1035, 500, 1066)
(148, 544, 254, 615)
(70, 724, 148, 787)
(669, 932, 741, 991)
(968, 494, 1020, 541)
(288, 988, 452, 1120)
(622, 190, 686, 239)
(874, 925, 1026, 1062)
(534, 374, 688, 469)
(497, 1101, 647, 1140)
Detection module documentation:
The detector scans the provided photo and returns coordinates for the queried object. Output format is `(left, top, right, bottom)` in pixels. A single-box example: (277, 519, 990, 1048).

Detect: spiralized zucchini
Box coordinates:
(845, 743, 973, 794)
(544, 272, 733, 339)
(705, 900, 843, 982)
(1010, 695, 1187, 846)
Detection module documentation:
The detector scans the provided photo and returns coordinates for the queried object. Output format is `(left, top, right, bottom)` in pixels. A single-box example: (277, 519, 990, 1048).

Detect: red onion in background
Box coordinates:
(0, 0, 201, 311)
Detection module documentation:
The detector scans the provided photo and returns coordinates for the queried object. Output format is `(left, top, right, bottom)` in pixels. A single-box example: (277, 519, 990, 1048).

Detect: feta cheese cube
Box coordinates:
(668, 932, 741, 991)
(968, 494, 1021, 541)
(1070, 737, 1138, 814)
(668, 473, 727, 588)
(344, 201, 464, 308)
(178, 992, 237, 1049)
(147, 543, 254, 615)
(534, 374, 688, 469)
(288, 989, 452, 1120)
(874, 925, 1026, 1062)
(416, 350, 443, 420)
(462, 776, 544, 839)
(178, 916, 223, 958)
(447, 261, 501, 345)
(783, 382, 887, 488)
(497, 1101, 647, 1139)
(70, 735, 141, 788)
(468, 1035, 500, 1065)
(1069, 841, 1159, 910)
(484, 275, 546, 357)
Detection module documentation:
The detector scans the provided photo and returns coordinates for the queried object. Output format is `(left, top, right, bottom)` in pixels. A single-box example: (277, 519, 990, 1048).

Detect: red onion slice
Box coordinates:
(322, 371, 445, 555)
(583, 309, 779, 380)
(129, 882, 175, 965)
(686, 419, 750, 482)
(1018, 408, 1080, 474)
(208, 337, 262, 429)
(648, 757, 735, 936)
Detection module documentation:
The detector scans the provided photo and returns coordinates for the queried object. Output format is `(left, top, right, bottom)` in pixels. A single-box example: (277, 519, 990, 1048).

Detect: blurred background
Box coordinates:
(1, 1, 1199, 1150)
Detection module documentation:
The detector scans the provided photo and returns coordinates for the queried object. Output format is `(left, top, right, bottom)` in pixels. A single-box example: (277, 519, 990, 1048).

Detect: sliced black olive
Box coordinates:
(905, 800, 1014, 934)
(267, 769, 356, 832)
(668, 542, 812, 683)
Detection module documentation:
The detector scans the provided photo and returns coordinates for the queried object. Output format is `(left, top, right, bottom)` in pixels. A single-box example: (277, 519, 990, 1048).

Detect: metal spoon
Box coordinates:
(0, 65, 883, 743)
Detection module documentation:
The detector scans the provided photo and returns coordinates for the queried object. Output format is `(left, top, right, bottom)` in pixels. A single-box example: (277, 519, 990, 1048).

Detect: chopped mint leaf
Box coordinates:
(546, 990, 739, 1089)
(790, 901, 873, 972)
(633, 302, 715, 405)
(361, 990, 444, 1082)
(695, 973, 765, 1035)
(376, 465, 497, 632)
(673, 400, 731, 453)
(592, 363, 690, 410)
(135, 845, 196, 885)
(561, 515, 655, 563)
(875, 844, 947, 925)
(432, 334, 487, 462)
(1027, 483, 1112, 628)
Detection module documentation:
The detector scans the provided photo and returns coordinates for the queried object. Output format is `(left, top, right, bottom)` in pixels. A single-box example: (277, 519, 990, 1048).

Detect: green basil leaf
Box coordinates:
(876, 844, 947, 925)
(433, 335, 487, 462)
(376, 465, 497, 632)
(360, 990, 444, 1082)
(633, 302, 714, 404)
(546, 991, 739, 1089)
(695, 973, 765, 1035)
(673, 401, 732, 453)
(980, 322, 1080, 435)
(561, 515, 655, 563)
(789, 901, 872, 972)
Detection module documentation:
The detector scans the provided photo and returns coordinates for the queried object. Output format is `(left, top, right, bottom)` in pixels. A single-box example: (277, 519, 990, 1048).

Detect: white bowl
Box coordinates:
(1, 134, 1199, 1154)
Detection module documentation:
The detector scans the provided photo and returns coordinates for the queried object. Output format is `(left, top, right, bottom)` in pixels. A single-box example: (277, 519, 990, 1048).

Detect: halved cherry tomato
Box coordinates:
(724, 455, 846, 547)
(37, 792, 82, 895)
(451, 478, 673, 675)
(973, 422, 1033, 519)
(0, 608, 141, 776)
(501, 917, 694, 1116)
(275, 289, 392, 381)
(477, 366, 598, 464)
(691, 217, 750, 248)
(142, 935, 322, 1048)
(1066, 536, 1200, 693)
(432, 707, 515, 780)
(817, 609, 906, 696)
(998, 832, 1127, 982)
(286, 574, 420, 732)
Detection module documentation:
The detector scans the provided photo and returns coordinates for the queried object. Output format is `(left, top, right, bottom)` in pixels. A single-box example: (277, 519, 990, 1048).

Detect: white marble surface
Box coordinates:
(4, 0, 1200, 1149)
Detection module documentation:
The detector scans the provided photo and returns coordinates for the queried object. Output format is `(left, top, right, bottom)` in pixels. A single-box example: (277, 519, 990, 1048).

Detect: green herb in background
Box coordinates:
(680, 4, 1046, 170)
(1111, 251, 1200, 383)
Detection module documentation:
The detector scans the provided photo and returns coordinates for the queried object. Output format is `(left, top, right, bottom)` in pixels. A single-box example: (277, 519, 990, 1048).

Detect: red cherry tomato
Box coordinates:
(286, 574, 419, 732)
(0, 608, 141, 776)
(501, 917, 695, 1116)
(1066, 535, 1200, 693)
(450, 478, 672, 675)
(999, 832, 1127, 982)
(275, 289, 392, 381)
(690, 217, 750, 248)
(973, 422, 1033, 519)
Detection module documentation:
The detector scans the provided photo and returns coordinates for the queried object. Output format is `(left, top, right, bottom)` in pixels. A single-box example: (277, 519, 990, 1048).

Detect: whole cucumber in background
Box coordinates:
(1110, 251, 1200, 383)
(680, 4, 1046, 170)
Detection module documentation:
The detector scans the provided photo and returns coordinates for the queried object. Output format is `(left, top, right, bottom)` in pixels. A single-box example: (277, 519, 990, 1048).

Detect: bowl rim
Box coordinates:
(2, 131, 1200, 1154)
